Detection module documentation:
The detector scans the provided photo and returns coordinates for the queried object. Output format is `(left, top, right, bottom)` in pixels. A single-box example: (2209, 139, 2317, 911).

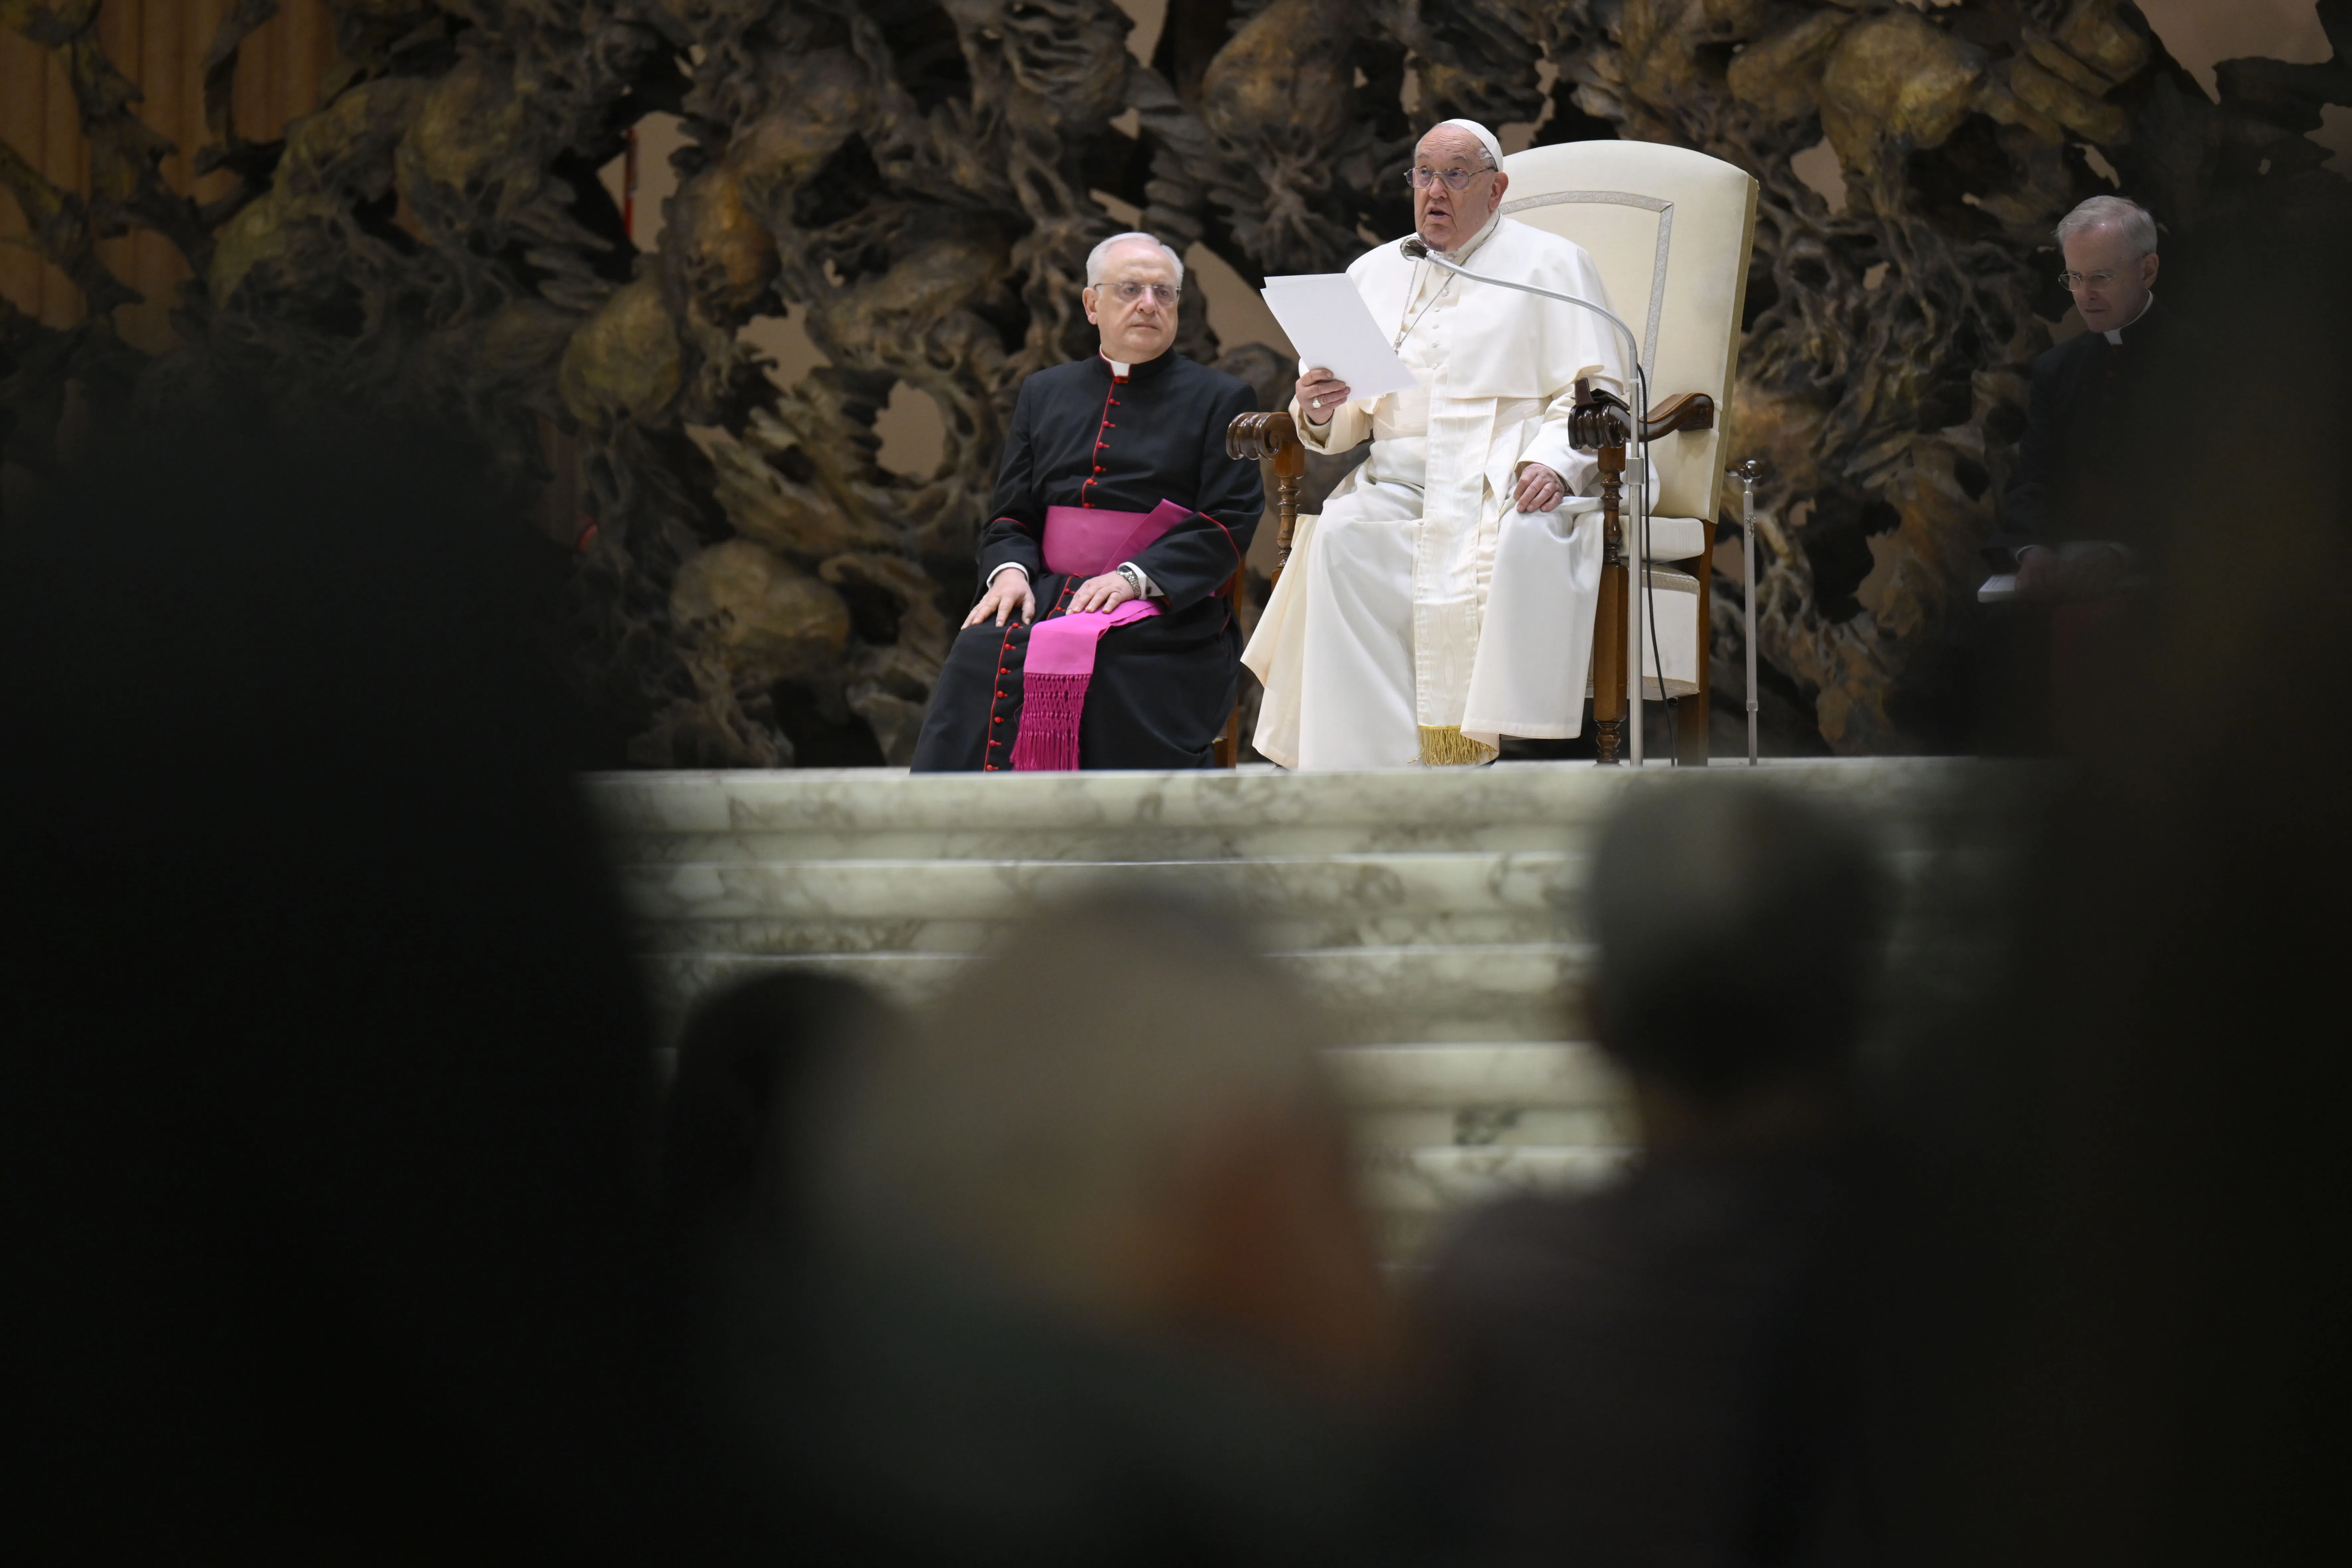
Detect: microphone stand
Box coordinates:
(1400, 237, 1654, 765)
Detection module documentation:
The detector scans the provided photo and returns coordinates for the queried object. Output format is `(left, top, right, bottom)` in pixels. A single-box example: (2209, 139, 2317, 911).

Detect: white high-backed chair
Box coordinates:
(1498, 140, 1758, 762)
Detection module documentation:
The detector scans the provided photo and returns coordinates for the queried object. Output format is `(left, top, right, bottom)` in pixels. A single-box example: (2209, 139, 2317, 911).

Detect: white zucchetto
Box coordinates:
(1435, 117, 1505, 170)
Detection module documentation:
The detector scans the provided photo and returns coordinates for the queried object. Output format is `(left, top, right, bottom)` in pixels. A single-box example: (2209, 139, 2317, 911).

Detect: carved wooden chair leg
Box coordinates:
(1567, 378, 1637, 767)
(1220, 411, 1306, 769)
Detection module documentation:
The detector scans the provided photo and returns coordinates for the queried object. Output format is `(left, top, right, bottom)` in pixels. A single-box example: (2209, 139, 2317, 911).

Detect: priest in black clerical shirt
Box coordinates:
(2000, 194, 2186, 600)
(910, 234, 1262, 772)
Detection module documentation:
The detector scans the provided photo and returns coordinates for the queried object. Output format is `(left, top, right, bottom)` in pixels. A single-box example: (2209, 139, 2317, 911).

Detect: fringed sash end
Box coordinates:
(1417, 724, 1499, 767)
(1008, 671, 1088, 771)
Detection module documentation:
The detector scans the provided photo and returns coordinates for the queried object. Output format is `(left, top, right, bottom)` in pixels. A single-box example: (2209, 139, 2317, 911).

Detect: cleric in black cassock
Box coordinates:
(911, 234, 1262, 772)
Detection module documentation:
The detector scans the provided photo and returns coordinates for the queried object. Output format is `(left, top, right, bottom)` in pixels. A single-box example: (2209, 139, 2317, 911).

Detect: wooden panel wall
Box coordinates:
(0, 1, 335, 349)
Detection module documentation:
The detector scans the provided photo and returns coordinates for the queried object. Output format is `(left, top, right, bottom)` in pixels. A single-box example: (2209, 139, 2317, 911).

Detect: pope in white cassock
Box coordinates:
(1244, 118, 1636, 769)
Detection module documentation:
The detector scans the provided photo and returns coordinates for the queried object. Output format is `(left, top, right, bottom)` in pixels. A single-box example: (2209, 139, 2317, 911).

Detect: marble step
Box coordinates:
(1363, 1144, 1633, 1263)
(589, 758, 1987, 865)
(628, 910, 1567, 957)
(642, 941, 1591, 1048)
(1364, 1144, 1630, 1213)
(615, 851, 1586, 954)
(1323, 1040, 1622, 1107)
(616, 851, 1588, 925)
(1353, 1105, 1629, 1153)
(1340, 1041, 1634, 1259)
(1333, 1043, 1632, 1168)
(615, 853, 1950, 961)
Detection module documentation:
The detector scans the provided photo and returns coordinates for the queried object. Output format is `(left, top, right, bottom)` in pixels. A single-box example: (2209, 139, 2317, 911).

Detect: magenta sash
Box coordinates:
(1009, 501, 1194, 771)
(1042, 499, 1192, 577)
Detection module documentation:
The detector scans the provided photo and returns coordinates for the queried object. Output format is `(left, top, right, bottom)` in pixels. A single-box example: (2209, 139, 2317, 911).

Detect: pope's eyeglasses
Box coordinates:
(1405, 165, 1495, 191)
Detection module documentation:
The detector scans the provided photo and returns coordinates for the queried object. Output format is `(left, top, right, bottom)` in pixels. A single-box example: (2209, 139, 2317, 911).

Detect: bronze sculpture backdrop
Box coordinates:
(4, 0, 2349, 762)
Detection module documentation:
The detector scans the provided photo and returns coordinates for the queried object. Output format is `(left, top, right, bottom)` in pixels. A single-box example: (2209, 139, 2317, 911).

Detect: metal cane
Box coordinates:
(1732, 459, 1764, 765)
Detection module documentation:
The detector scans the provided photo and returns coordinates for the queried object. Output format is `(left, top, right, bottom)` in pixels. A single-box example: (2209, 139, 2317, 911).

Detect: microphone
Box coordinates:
(1397, 228, 1661, 763)
(1399, 238, 1641, 378)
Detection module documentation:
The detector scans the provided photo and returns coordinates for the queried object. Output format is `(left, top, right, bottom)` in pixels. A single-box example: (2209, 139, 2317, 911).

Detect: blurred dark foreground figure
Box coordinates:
(655, 969, 901, 1262)
(0, 400, 678, 1561)
(698, 892, 1431, 1567)
(1418, 782, 1890, 1568)
(648, 968, 907, 1545)
(1865, 199, 2352, 1568)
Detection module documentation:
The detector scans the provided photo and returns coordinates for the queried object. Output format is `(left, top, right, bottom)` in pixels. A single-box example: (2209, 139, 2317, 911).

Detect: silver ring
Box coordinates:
(1312, 397, 1323, 409)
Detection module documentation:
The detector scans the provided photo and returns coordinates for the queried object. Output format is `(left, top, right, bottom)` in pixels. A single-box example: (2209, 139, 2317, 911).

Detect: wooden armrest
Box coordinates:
(1228, 411, 1306, 574)
(1569, 377, 1632, 452)
(1640, 392, 1714, 441)
(1227, 410, 1304, 475)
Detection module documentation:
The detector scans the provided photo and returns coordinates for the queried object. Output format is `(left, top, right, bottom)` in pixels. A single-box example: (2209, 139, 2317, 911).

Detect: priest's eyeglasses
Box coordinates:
(2058, 269, 2122, 292)
(1405, 165, 1495, 191)
(1104, 281, 1181, 305)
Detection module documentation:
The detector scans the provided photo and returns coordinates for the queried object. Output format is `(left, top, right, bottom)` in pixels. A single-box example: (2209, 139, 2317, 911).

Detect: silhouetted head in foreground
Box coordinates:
(1588, 781, 1890, 1153)
(660, 970, 900, 1257)
(701, 893, 1411, 1567)
(816, 890, 1390, 1399)
(1409, 783, 1891, 1568)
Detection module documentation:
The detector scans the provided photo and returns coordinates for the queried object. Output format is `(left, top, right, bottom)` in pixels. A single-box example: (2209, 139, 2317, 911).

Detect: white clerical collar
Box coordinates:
(1100, 352, 1131, 377)
(2103, 292, 2154, 345)
(1395, 210, 1507, 348)
(1440, 208, 1503, 263)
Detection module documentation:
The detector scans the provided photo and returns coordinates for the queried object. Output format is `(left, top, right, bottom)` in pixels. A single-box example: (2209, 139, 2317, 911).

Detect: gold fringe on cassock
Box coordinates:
(1417, 725, 1499, 767)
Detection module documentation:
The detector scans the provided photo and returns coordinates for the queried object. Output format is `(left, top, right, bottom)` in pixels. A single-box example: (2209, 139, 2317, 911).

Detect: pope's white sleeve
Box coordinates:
(1292, 390, 1373, 455)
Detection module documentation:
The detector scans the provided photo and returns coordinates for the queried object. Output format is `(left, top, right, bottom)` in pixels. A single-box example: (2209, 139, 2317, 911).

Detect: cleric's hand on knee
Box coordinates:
(965, 571, 1036, 629)
(2016, 544, 2128, 602)
(1069, 572, 1139, 614)
(2013, 547, 2062, 601)
(1514, 462, 1567, 514)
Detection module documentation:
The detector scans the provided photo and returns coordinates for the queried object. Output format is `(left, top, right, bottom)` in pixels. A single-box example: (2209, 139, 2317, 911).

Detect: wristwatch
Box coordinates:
(1116, 563, 1147, 597)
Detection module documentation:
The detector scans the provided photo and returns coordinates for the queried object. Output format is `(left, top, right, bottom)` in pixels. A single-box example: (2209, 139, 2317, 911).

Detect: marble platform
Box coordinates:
(588, 758, 2008, 1259)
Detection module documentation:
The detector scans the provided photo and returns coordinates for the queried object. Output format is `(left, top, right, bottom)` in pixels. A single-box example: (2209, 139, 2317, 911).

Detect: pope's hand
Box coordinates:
(1297, 367, 1352, 426)
(1515, 462, 1568, 514)
(1068, 571, 1139, 614)
(963, 569, 1036, 629)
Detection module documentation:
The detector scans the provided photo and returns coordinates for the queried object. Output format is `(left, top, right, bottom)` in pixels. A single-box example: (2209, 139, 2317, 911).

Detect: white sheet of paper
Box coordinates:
(1257, 273, 1418, 400)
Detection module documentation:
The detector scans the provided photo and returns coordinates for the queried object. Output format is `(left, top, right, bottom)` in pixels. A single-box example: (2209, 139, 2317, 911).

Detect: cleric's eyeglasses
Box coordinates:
(1405, 165, 1495, 191)
(2058, 269, 2123, 292)
(1103, 280, 1180, 305)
